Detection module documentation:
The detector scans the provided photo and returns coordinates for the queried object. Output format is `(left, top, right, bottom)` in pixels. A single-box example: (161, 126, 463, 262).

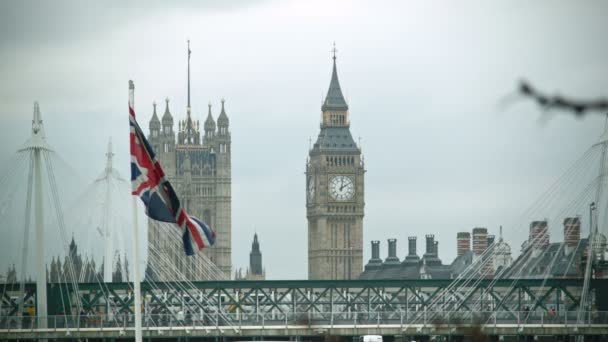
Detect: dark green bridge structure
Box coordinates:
(2, 278, 608, 340)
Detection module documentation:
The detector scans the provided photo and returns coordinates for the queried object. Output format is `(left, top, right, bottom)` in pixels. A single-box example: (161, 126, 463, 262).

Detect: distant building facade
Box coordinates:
(360, 228, 513, 280)
(146, 46, 232, 280)
(506, 217, 603, 278)
(306, 52, 365, 280)
(358, 217, 608, 281)
(48, 237, 106, 283)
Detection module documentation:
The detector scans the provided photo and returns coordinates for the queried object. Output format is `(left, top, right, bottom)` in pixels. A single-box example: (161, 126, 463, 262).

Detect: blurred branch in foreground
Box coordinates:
(517, 80, 608, 116)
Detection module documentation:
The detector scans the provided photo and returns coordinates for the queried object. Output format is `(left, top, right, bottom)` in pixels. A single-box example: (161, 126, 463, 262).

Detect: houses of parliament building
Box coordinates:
(145, 45, 232, 280)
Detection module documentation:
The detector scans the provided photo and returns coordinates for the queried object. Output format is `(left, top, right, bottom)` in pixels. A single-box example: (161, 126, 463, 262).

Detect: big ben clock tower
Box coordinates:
(306, 48, 365, 280)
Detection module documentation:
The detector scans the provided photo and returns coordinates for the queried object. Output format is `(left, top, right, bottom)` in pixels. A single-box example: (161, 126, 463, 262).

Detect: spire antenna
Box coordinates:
(187, 40, 191, 111)
(331, 41, 338, 60)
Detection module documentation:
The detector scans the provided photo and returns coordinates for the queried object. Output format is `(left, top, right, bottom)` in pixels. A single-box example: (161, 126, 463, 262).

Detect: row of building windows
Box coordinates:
(151, 143, 174, 153)
(328, 205, 357, 213)
(178, 183, 217, 196)
(191, 185, 214, 196)
(329, 113, 347, 125)
(326, 156, 355, 166)
(153, 126, 229, 135)
(153, 143, 231, 155)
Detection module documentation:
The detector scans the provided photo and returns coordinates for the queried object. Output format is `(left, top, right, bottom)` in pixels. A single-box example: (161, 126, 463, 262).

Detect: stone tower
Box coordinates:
(213, 99, 232, 275)
(147, 42, 232, 280)
(306, 50, 365, 280)
(246, 233, 265, 280)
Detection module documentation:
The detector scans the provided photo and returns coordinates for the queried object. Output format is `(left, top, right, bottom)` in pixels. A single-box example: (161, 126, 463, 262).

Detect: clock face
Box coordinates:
(307, 175, 315, 202)
(329, 175, 354, 201)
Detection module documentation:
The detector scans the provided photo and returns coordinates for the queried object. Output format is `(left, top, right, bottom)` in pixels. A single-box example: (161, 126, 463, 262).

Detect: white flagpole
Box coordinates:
(129, 80, 143, 342)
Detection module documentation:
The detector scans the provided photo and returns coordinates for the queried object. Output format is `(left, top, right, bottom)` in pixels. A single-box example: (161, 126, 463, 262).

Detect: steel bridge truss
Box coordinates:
(2, 279, 608, 339)
(1, 279, 600, 319)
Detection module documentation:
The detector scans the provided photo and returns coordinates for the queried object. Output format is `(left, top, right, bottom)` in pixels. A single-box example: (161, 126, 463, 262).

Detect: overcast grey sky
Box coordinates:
(1, 0, 607, 279)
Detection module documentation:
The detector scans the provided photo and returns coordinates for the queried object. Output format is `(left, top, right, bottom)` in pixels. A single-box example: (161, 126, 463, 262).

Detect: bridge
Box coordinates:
(2, 278, 608, 340)
(3, 97, 608, 342)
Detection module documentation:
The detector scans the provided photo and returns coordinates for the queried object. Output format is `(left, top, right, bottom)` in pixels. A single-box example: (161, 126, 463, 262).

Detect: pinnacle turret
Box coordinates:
(162, 98, 173, 126)
(204, 103, 216, 132)
(150, 102, 160, 130)
(217, 99, 229, 127)
(252, 233, 260, 252)
(69, 235, 77, 257)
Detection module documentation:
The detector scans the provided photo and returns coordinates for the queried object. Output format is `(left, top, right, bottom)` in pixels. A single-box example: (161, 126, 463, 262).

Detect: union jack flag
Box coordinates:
(129, 81, 215, 255)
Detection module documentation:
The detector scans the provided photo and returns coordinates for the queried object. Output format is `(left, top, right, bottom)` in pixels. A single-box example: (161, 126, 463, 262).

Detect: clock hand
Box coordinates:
(340, 178, 345, 191)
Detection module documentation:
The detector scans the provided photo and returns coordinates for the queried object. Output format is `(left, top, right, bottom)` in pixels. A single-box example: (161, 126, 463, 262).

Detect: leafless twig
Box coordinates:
(518, 80, 608, 116)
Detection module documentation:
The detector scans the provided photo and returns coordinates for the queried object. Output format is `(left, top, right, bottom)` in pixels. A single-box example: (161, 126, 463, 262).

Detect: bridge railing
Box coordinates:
(2, 311, 608, 331)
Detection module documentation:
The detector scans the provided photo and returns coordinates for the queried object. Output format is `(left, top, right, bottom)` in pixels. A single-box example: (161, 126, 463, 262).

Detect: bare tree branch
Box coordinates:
(518, 80, 608, 116)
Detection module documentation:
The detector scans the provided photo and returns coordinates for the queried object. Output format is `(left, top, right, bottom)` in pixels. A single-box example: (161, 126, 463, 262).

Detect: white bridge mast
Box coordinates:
(17, 102, 53, 329)
(101, 139, 115, 282)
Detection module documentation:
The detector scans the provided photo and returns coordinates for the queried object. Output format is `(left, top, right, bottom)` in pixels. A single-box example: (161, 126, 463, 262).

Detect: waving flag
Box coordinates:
(129, 81, 215, 255)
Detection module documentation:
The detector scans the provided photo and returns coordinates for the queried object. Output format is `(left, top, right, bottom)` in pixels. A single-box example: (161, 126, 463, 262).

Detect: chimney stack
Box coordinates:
(384, 239, 401, 266)
(372, 240, 380, 260)
(563, 217, 581, 255)
(387, 239, 397, 259)
(408, 236, 417, 256)
(457, 232, 471, 257)
(472, 227, 488, 256)
(472, 227, 493, 278)
(363, 240, 383, 273)
(434, 241, 439, 258)
(404, 236, 420, 263)
(487, 235, 496, 246)
(425, 234, 435, 255)
(529, 221, 549, 250)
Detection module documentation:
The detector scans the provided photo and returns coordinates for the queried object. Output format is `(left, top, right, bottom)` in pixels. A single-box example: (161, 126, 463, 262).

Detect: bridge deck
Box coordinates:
(2, 279, 607, 339)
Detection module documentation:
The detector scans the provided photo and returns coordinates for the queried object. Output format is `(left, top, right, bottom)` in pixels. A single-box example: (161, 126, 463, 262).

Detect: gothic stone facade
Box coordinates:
(147, 99, 231, 280)
(306, 56, 365, 280)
